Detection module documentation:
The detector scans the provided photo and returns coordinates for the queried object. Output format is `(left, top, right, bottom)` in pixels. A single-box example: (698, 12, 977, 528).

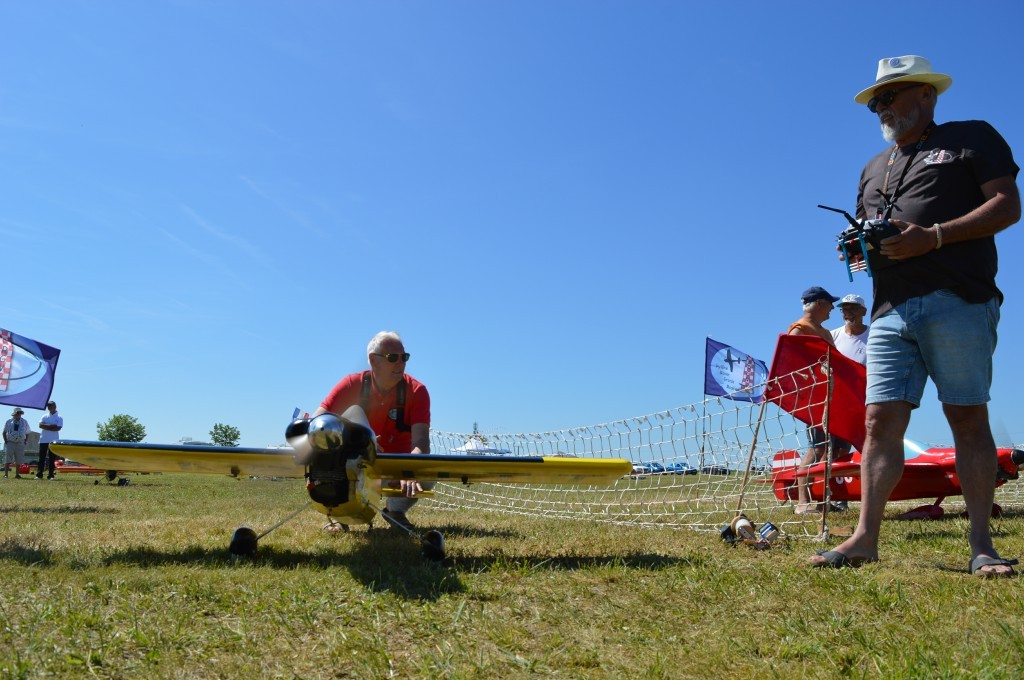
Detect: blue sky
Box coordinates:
(4, 1, 1024, 447)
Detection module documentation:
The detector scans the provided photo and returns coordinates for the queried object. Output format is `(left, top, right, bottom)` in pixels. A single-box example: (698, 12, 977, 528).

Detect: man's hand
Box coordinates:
(399, 479, 424, 497)
(836, 242, 864, 266)
(879, 220, 937, 260)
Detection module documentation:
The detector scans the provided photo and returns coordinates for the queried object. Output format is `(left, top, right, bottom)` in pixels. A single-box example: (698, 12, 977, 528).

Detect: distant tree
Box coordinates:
(97, 414, 146, 442)
(210, 423, 241, 447)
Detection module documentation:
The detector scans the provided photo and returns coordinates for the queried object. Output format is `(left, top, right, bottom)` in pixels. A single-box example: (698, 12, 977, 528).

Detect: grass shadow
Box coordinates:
(79, 534, 468, 601)
(0, 504, 116, 515)
(412, 521, 519, 539)
(449, 550, 702, 572)
(0, 539, 56, 566)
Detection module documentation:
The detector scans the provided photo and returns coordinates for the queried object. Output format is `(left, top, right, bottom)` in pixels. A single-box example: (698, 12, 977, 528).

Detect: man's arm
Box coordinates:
(409, 423, 430, 455)
(882, 176, 1021, 259)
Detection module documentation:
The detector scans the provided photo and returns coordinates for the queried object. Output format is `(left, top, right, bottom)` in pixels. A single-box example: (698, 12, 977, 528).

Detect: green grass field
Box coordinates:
(2, 472, 1024, 678)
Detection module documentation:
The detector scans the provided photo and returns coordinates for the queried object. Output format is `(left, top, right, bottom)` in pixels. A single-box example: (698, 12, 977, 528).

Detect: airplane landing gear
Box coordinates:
(229, 526, 259, 558)
(378, 506, 446, 562)
(422, 530, 446, 562)
(229, 502, 313, 559)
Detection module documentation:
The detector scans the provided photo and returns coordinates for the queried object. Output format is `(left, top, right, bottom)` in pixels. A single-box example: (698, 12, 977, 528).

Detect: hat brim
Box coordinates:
(854, 73, 953, 104)
(805, 295, 841, 304)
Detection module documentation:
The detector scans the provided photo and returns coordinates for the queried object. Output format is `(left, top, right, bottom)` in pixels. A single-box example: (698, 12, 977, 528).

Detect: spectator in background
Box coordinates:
(3, 407, 32, 479)
(831, 294, 869, 367)
(36, 400, 63, 480)
(788, 286, 845, 514)
(827, 294, 870, 511)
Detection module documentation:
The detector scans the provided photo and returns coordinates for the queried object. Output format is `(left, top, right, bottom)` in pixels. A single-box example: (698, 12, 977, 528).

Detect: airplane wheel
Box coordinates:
(422, 530, 445, 562)
(229, 526, 259, 558)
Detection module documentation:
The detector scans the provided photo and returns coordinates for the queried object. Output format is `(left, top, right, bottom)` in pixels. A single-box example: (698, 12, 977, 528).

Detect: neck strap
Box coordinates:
(878, 121, 934, 219)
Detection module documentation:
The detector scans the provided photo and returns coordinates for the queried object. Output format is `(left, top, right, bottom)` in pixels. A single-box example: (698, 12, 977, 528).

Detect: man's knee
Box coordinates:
(865, 402, 912, 442)
(942, 403, 989, 431)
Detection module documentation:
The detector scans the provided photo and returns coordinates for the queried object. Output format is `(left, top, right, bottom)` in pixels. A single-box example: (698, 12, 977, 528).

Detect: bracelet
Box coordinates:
(933, 223, 943, 250)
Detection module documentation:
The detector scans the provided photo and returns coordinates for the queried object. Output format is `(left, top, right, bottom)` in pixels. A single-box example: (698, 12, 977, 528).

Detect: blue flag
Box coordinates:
(0, 328, 60, 409)
(704, 337, 767, 403)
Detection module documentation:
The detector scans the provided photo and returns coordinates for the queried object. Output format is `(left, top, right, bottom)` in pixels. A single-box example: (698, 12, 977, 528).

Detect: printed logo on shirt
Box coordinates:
(388, 408, 399, 422)
(923, 149, 957, 165)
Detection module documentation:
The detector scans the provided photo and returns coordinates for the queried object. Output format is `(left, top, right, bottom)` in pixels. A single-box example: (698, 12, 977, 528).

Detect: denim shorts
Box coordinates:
(865, 289, 999, 407)
(806, 426, 851, 450)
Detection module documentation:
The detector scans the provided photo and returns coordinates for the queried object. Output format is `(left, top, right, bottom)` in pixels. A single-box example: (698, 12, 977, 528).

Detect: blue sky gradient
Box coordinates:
(4, 1, 1024, 446)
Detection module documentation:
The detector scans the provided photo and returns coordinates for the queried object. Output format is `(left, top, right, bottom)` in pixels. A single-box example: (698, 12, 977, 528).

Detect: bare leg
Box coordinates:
(810, 401, 911, 563)
(945, 403, 1012, 575)
(795, 445, 825, 512)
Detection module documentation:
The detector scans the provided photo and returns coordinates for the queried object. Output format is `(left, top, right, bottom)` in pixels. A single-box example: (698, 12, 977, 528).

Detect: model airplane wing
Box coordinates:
(792, 460, 862, 480)
(50, 440, 304, 478)
(370, 454, 632, 485)
(50, 441, 631, 485)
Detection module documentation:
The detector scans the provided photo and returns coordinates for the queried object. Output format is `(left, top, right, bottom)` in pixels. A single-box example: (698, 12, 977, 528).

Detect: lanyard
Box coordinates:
(877, 121, 934, 219)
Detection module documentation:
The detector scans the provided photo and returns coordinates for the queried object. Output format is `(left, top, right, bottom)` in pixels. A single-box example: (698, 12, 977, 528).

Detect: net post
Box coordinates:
(734, 396, 770, 517)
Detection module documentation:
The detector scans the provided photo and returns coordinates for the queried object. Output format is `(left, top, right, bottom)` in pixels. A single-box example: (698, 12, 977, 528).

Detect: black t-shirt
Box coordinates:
(857, 120, 1019, 321)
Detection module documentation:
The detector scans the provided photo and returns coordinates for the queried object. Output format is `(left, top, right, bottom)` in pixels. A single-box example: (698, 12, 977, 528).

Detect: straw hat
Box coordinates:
(854, 55, 952, 104)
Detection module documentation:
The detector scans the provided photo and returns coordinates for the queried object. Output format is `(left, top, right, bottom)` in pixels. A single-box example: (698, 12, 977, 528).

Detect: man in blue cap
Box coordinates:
(787, 286, 840, 513)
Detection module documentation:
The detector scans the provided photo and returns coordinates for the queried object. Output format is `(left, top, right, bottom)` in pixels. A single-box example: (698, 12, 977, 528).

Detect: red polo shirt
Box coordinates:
(320, 371, 430, 453)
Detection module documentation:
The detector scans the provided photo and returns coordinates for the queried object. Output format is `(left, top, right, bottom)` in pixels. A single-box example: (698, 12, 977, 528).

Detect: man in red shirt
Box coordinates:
(314, 331, 431, 529)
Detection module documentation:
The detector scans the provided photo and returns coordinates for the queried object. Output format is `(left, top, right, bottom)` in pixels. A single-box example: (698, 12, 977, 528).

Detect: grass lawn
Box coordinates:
(2, 472, 1024, 678)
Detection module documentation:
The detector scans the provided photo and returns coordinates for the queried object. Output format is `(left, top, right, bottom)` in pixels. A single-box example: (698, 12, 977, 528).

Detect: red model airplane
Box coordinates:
(763, 334, 1024, 518)
(769, 439, 1024, 518)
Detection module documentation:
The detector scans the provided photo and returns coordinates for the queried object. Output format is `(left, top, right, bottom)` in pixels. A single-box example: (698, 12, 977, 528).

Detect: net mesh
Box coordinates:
(427, 364, 1023, 536)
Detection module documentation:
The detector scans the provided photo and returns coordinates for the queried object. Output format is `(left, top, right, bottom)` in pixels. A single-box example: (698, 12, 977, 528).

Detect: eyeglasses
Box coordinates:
(372, 352, 410, 363)
(867, 84, 923, 114)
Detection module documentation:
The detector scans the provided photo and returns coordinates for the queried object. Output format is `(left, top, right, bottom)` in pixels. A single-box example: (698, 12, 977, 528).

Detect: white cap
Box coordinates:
(839, 294, 866, 308)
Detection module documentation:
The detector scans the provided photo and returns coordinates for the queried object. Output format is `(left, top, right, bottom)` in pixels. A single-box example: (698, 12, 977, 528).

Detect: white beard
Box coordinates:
(881, 107, 921, 144)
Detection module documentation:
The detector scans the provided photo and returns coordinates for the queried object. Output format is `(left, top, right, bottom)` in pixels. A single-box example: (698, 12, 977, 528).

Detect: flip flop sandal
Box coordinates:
(969, 555, 1018, 578)
(810, 550, 877, 569)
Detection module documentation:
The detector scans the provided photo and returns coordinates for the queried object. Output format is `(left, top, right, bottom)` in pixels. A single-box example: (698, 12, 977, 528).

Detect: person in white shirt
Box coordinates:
(831, 294, 869, 366)
(827, 294, 869, 512)
(3, 407, 32, 479)
(36, 400, 64, 480)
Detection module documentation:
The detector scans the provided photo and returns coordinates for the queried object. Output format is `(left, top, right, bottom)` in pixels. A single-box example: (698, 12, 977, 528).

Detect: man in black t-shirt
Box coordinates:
(811, 56, 1021, 577)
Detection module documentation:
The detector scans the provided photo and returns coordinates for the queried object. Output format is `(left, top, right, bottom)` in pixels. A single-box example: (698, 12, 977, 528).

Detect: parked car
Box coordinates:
(664, 462, 698, 475)
(701, 464, 732, 475)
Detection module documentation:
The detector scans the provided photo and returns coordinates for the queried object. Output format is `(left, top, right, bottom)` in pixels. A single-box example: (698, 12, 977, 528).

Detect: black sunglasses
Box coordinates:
(373, 352, 410, 363)
(867, 83, 923, 114)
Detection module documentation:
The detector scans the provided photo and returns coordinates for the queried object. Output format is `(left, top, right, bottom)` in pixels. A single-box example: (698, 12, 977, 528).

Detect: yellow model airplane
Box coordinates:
(51, 406, 631, 561)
